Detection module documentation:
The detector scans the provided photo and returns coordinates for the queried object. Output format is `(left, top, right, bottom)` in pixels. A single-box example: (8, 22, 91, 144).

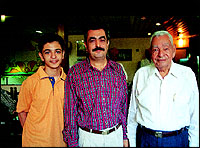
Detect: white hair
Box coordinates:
(150, 30, 173, 46)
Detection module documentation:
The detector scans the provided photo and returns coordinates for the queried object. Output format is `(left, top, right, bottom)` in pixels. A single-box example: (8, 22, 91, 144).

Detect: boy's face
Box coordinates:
(39, 41, 65, 69)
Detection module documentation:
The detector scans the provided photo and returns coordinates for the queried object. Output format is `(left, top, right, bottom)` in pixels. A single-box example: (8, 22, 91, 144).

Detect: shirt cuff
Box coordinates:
(123, 133, 128, 140)
(68, 141, 79, 147)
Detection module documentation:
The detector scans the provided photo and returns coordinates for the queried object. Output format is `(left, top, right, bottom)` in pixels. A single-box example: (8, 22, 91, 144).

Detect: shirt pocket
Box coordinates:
(107, 77, 122, 100)
(173, 87, 190, 108)
(136, 84, 157, 110)
(171, 87, 191, 120)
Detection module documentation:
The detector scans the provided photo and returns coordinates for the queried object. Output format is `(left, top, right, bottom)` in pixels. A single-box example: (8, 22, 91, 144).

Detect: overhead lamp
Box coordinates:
(178, 28, 183, 33)
(36, 30, 42, 34)
(178, 38, 184, 47)
(141, 16, 146, 20)
(1, 15, 6, 22)
(156, 22, 161, 26)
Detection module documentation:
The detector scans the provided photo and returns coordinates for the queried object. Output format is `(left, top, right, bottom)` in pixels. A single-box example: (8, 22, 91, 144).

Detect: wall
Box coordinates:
(68, 35, 85, 67)
(109, 38, 150, 82)
(68, 35, 150, 82)
(1, 35, 151, 85)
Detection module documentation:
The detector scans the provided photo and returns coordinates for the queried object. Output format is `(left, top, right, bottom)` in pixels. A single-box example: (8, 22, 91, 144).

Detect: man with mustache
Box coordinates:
(127, 30, 199, 147)
(63, 25, 129, 147)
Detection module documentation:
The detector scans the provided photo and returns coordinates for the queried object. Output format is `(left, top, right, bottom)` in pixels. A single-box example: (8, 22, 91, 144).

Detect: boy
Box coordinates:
(16, 33, 67, 147)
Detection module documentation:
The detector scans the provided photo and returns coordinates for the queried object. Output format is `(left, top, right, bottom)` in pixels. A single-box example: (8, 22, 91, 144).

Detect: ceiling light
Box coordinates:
(1, 15, 6, 22)
(141, 16, 146, 20)
(36, 30, 42, 34)
(156, 22, 161, 26)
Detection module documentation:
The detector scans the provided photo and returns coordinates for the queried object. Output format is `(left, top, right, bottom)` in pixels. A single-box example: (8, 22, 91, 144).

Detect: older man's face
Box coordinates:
(151, 35, 176, 71)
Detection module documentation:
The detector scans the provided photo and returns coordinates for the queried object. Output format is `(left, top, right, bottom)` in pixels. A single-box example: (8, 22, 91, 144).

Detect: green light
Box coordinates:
(179, 58, 189, 62)
(16, 116, 19, 120)
(1, 75, 29, 85)
(188, 53, 191, 59)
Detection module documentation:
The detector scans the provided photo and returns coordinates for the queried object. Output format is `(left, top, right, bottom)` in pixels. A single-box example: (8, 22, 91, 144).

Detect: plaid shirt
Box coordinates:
(63, 58, 128, 147)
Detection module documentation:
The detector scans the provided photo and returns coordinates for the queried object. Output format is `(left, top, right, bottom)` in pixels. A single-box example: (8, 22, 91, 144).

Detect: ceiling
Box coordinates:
(2, 16, 200, 38)
(1, 16, 200, 51)
(0, 16, 200, 70)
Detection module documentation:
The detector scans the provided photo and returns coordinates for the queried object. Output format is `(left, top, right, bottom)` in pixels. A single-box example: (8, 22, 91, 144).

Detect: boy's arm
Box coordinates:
(18, 111, 28, 127)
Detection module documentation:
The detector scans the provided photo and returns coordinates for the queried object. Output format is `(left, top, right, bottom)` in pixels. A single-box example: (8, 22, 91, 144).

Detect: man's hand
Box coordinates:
(123, 139, 129, 147)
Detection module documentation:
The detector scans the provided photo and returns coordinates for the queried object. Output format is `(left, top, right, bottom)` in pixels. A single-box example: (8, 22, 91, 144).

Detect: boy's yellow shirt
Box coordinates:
(16, 66, 67, 147)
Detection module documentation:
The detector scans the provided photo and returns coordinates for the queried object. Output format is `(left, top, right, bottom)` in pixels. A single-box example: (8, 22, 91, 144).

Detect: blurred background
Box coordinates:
(0, 16, 199, 146)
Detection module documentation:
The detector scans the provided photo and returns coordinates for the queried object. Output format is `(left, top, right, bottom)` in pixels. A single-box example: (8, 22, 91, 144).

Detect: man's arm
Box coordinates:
(123, 139, 129, 147)
(127, 71, 139, 147)
(188, 70, 199, 147)
(119, 69, 128, 140)
(63, 74, 79, 147)
(18, 111, 27, 127)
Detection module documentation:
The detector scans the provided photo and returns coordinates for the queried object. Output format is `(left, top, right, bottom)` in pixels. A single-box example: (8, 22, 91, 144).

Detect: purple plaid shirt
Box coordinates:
(63, 58, 128, 147)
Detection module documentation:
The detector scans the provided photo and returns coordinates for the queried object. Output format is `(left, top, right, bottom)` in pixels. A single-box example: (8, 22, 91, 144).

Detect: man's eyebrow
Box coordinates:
(88, 36, 106, 40)
(152, 45, 158, 48)
(88, 37, 96, 40)
(152, 43, 170, 48)
(163, 43, 170, 46)
(99, 36, 106, 39)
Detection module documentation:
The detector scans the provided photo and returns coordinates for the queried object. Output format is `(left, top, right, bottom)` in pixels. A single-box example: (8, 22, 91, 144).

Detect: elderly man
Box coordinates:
(127, 30, 199, 147)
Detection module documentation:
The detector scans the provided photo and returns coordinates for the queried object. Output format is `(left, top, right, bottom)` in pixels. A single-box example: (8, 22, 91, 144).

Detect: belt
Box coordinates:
(140, 125, 187, 138)
(80, 123, 121, 135)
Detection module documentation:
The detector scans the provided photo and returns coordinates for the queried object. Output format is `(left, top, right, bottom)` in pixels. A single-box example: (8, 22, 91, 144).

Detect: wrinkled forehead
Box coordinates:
(151, 35, 172, 47)
(152, 43, 171, 48)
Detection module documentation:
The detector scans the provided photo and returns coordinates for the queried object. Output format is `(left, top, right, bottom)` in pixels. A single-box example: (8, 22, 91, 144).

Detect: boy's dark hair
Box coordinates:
(38, 33, 66, 53)
(83, 22, 110, 42)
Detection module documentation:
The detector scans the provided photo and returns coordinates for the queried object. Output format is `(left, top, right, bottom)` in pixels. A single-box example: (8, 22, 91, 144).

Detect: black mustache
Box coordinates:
(92, 47, 105, 52)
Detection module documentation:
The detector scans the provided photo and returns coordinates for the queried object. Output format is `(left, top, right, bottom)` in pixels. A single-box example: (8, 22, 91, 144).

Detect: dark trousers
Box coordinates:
(136, 125, 189, 147)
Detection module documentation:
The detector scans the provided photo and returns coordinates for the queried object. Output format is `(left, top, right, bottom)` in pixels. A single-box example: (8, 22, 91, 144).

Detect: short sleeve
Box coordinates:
(16, 78, 33, 113)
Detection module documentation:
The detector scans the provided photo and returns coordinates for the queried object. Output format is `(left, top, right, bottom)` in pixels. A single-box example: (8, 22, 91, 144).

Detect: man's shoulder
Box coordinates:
(173, 62, 192, 71)
(137, 64, 154, 74)
(109, 60, 124, 71)
(172, 62, 195, 77)
(68, 60, 87, 75)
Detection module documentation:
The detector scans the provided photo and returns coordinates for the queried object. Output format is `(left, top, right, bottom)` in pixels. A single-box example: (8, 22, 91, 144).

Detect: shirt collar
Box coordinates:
(84, 57, 116, 73)
(38, 66, 66, 81)
(152, 61, 179, 79)
(168, 61, 179, 78)
(60, 67, 67, 81)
